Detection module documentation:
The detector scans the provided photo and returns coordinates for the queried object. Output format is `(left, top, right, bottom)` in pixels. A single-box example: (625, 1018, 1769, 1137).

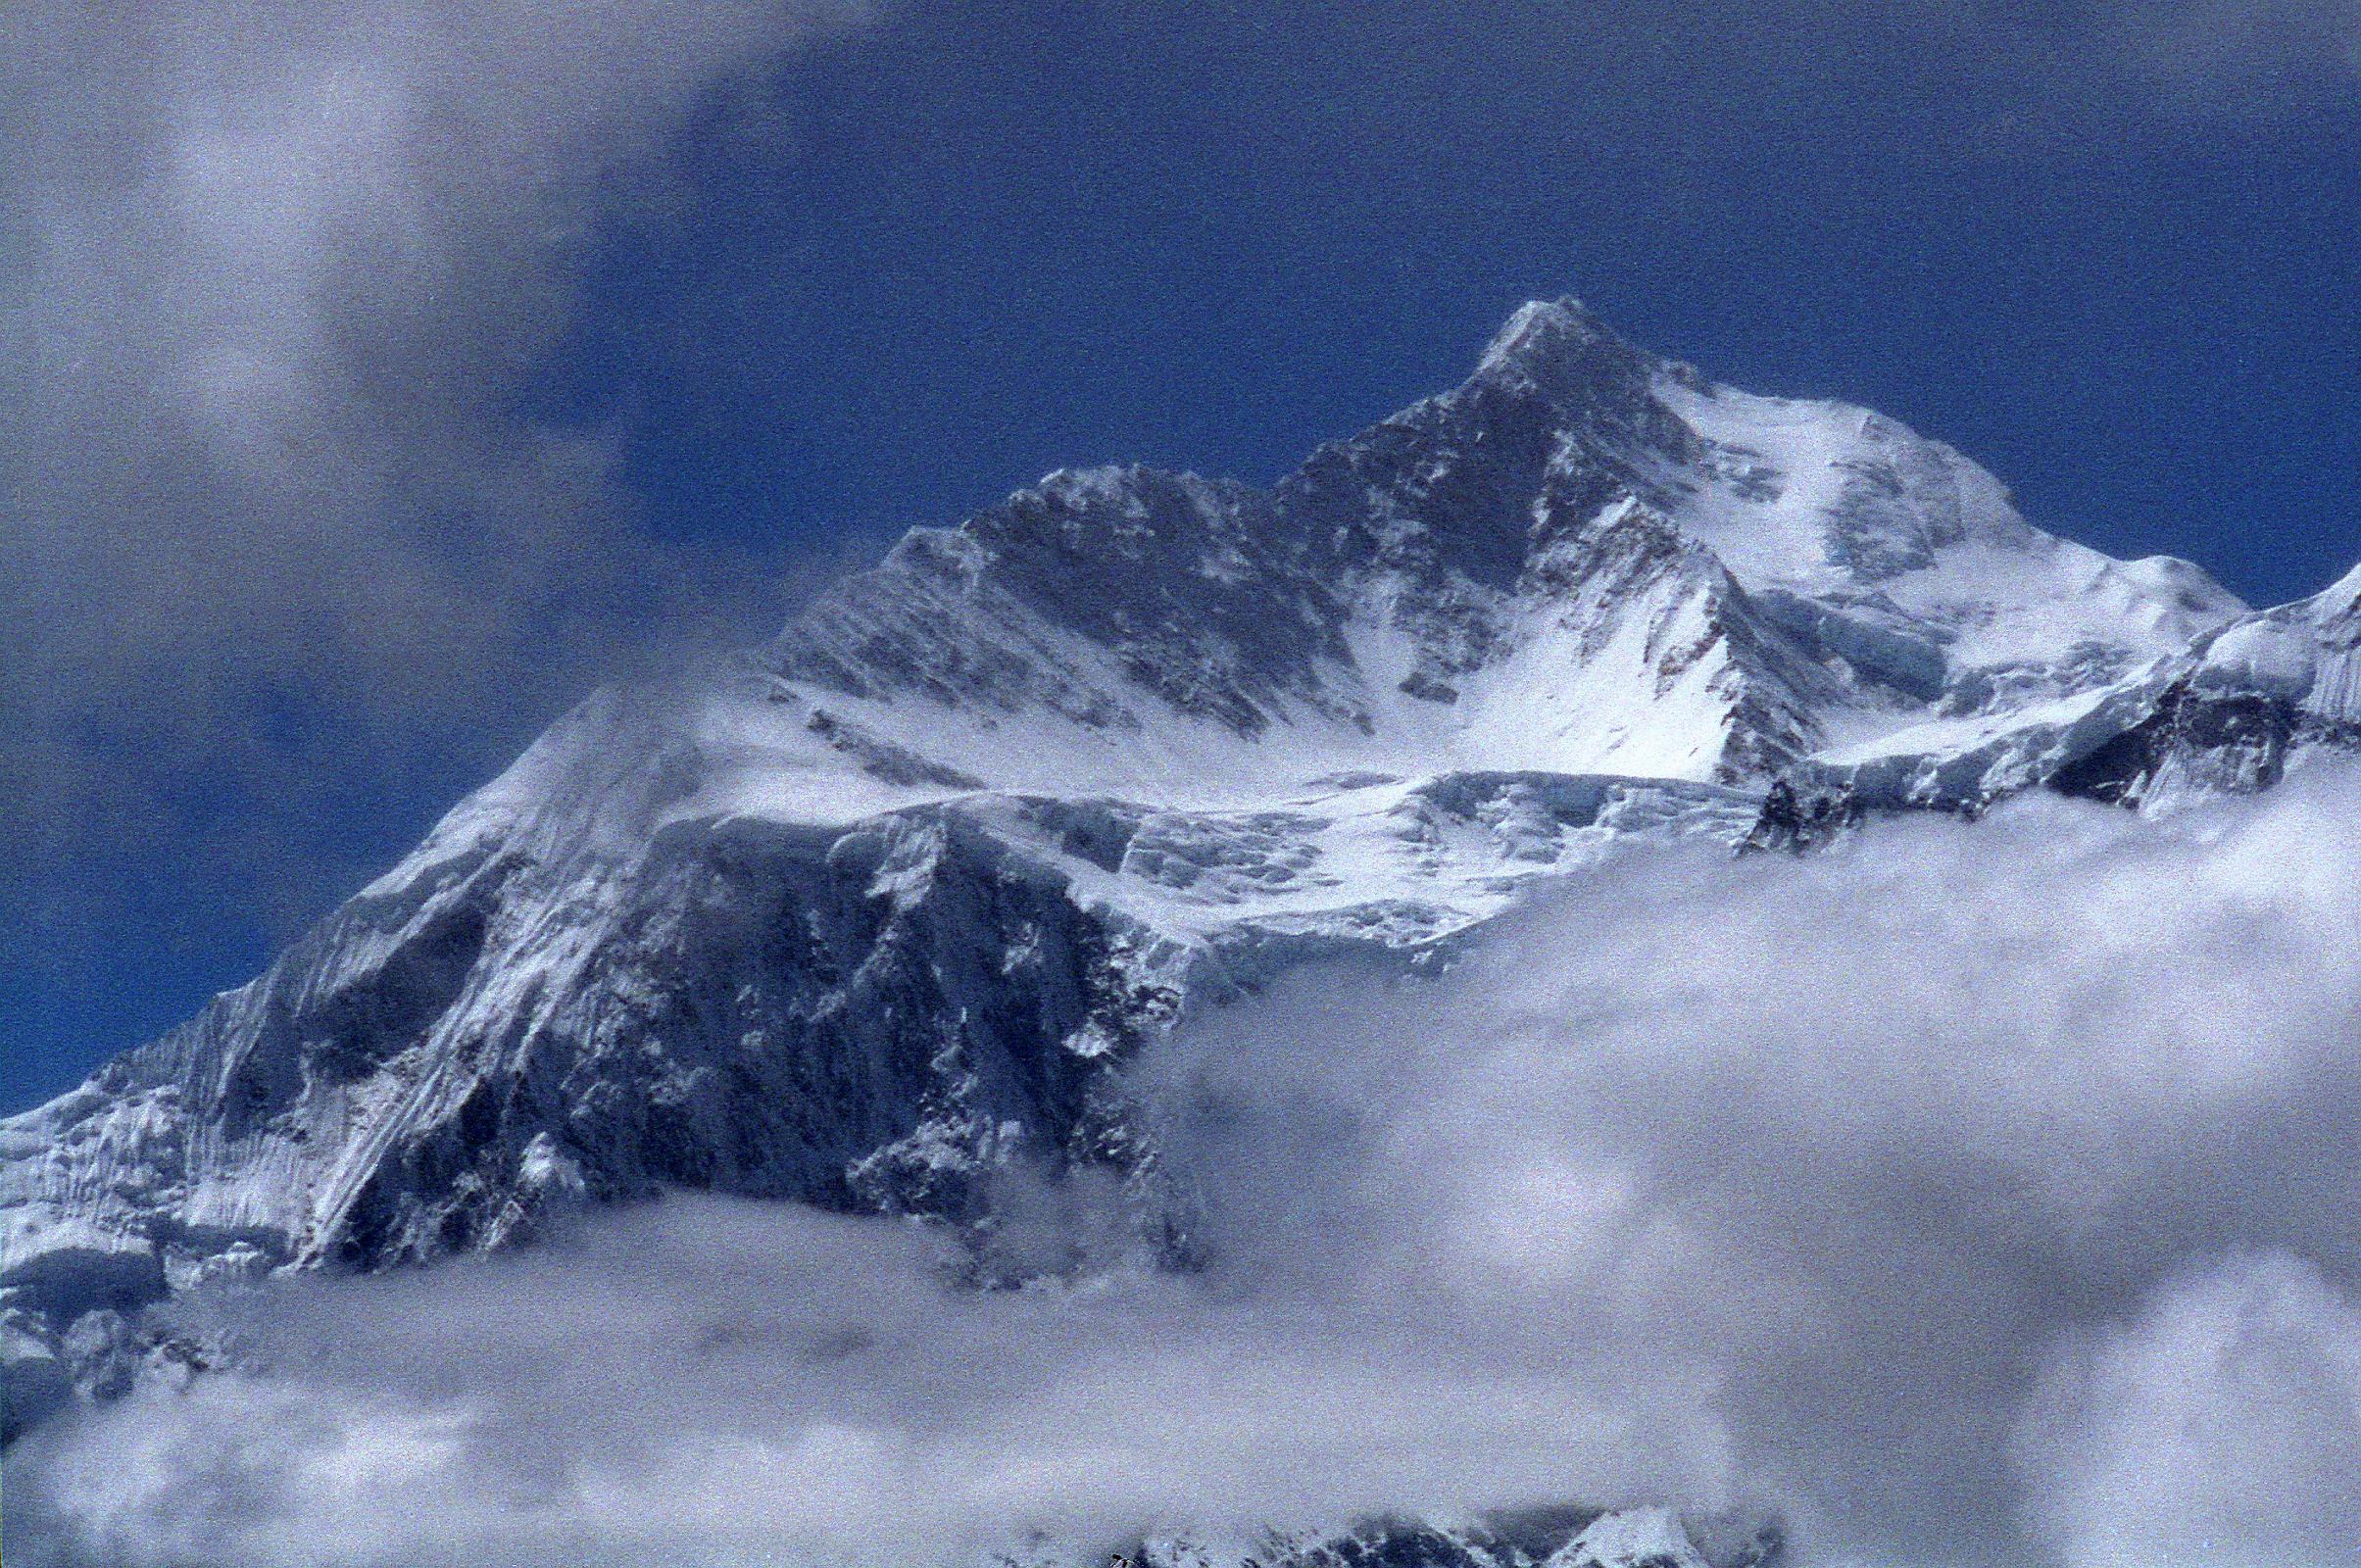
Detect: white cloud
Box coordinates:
(3, 1202, 1730, 1566)
(2017, 1251, 2361, 1568)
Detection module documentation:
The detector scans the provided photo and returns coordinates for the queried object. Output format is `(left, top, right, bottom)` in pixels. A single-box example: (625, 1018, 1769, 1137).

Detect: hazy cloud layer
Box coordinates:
(15, 767, 2361, 1564)
(5, 1204, 1726, 1567)
(2108, 0, 2361, 99)
(1278, 0, 2361, 170)
(2016, 1252, 2361, 1567)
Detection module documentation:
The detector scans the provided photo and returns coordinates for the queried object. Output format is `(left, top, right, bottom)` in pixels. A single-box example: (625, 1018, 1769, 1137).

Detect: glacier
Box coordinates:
(7, 298, 2358, 1558)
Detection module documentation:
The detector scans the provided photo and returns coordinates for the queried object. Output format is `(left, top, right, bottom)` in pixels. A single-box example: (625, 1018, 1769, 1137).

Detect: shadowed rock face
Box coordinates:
(317, 808, 1179, 1269)
(2048, 683, 2305, 806)
(1, 298, 2343, 1464)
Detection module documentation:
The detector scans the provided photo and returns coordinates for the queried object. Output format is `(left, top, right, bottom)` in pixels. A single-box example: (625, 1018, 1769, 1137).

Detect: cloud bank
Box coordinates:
(1142, 761, 2361, 1565)
(14, 766, 2361, 1565)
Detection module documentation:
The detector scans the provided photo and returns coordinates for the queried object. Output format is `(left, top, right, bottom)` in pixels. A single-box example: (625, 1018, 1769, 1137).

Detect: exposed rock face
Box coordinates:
(7, 297, 2346, 1461)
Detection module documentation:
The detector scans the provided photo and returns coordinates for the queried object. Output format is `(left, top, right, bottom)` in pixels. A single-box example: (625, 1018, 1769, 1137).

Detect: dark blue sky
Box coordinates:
(573, 1, 2361, 602)
(9, 0, 2361, 1108)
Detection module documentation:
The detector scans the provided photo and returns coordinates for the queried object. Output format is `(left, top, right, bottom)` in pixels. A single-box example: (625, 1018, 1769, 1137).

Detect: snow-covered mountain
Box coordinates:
(3, 298, 2345, 1462)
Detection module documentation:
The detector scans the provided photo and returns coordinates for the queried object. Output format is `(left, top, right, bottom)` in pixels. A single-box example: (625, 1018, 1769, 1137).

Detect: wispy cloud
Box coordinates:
(0, 0, 871, 967)
(2105, 0, 2361, 101)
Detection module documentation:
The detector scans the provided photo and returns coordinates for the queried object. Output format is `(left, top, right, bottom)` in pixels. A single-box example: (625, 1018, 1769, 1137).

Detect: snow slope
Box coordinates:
(4, 298, 2344, 1456)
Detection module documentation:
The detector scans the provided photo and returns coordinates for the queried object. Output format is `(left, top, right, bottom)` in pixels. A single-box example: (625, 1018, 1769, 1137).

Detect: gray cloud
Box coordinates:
(2016, 1251, 2361, 1568)
(16, 766, 2361, 1564)
(0, 0, 872, 952)
(3, 1201, 1727, 1567)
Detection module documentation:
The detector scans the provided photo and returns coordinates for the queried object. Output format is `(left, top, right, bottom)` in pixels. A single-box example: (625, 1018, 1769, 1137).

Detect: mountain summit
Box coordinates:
(3, 300, 2349, 1444)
